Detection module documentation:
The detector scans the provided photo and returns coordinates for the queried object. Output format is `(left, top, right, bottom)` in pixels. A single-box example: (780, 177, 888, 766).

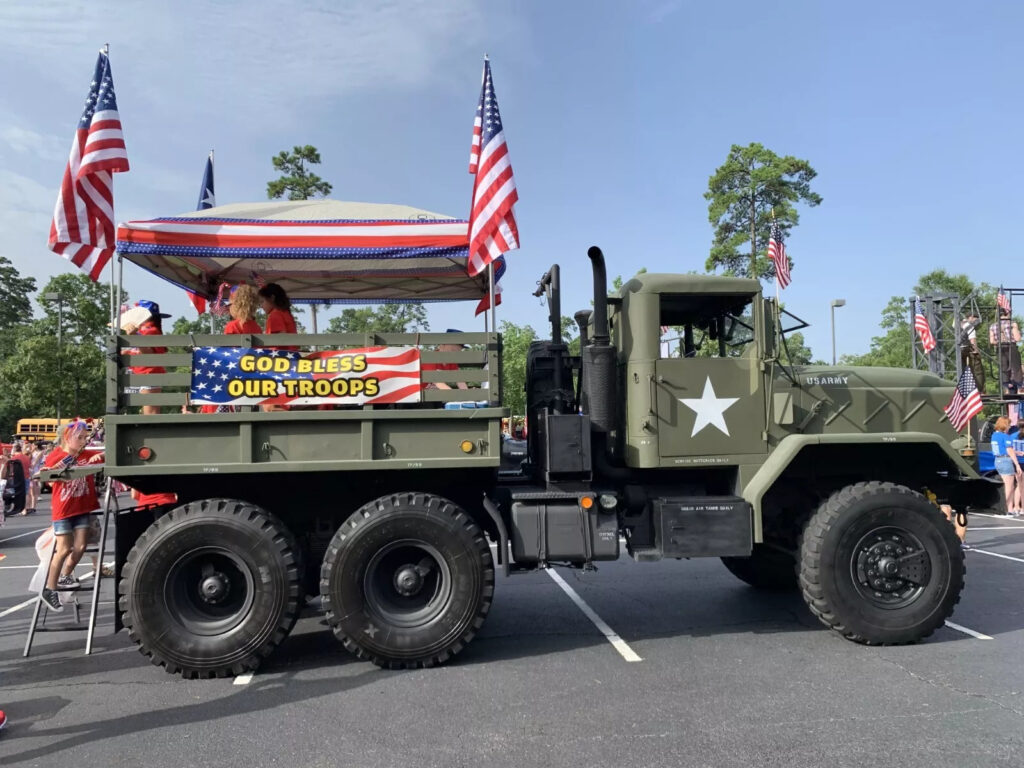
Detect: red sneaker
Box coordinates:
(0, 709, 7, 731)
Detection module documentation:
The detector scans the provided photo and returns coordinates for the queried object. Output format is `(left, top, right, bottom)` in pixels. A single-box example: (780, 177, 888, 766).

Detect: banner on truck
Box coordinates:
(189, 346, 422, 407)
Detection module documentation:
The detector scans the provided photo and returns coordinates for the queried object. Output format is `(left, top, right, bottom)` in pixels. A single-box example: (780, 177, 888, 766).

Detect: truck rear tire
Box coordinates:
(321, 492, 494, 669)
(119, 498, 302, 679)
(799, 482, 964, 644)
(721, 544, 797, 590)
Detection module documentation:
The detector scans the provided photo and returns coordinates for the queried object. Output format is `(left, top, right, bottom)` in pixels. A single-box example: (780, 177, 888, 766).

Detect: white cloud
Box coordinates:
(0, 0, 490, 114)
(0, 126, 65, 160)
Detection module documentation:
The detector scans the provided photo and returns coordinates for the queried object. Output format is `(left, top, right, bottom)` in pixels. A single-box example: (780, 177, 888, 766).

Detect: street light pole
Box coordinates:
(830, 298, 846, 366)
(44, 292, 64, 424)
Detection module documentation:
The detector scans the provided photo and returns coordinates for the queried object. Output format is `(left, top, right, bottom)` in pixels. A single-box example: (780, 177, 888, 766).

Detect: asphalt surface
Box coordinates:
(2, 498, 1024, 767)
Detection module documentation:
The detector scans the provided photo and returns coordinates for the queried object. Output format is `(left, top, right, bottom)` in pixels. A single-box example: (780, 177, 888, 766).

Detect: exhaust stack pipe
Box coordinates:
(574, 310, 592, 348)
(587, 246, 610, 345)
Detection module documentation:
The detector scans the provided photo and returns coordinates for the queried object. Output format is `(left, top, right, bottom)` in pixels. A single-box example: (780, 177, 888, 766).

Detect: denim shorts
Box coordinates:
(995, 456, 1016, 476)
(53, 514, 92, 535)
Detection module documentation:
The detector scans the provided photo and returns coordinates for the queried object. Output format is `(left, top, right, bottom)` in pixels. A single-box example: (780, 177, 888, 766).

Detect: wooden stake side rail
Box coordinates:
(107, 331, 502, 411)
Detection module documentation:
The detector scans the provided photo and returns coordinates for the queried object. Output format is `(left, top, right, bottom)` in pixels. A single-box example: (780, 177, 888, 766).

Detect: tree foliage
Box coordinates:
(267, 145, 333, 201)
(841, 269, 999, 376)
(0, 255, 36, 341)
(704, 143, 822, 281)
(326, 304, 429, 334)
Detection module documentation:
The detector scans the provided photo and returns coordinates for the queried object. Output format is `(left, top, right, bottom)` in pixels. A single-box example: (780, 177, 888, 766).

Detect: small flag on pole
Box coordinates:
(998, 289, 1011, 314)
(914, 298, 937, 353)
(467, 57, 519, 278)
(187, 153, 216, 314)
(767, 221, 790, 289)
(945, 367, 983, 432)
(48, 49, 130, 281)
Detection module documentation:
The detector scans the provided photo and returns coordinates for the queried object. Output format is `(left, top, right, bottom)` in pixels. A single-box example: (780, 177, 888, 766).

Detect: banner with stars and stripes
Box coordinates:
(189, 346, 422, 407)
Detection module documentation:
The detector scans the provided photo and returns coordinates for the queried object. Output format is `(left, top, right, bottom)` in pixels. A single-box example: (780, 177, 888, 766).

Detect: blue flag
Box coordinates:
(197, 155, 215, 210)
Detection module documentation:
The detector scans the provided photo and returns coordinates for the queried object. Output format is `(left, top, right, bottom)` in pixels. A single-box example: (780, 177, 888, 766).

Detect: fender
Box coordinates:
(743, 432, 989, 516)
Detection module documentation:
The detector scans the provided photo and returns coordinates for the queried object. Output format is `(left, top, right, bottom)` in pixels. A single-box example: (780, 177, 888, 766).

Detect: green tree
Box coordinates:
(172, 312, 228, 335)
(37, 273, 126, 347)
(0, 255, 36, 339)
(267, 145, 333, 201)
(499, 320, 539, 416)
(0, 333, 107, 419)
(326, 304, 429, 334)
(704, 143, 822, 281)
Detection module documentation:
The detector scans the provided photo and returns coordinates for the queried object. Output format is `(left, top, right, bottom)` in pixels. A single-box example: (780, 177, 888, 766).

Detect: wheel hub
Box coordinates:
(199, 572, 231, 604)
(852, 527, 931, 608)
(394, 565, 424, 596)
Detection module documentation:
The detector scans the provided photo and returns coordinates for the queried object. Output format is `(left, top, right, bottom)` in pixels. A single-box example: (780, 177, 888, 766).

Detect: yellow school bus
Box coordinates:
(14, 418, 95, 443)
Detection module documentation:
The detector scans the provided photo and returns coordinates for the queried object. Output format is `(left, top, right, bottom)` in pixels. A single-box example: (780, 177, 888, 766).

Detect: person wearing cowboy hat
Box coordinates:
(121, 301, 171, 415)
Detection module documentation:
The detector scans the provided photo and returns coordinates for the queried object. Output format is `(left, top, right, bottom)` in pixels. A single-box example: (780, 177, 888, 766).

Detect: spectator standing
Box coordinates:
(960, 312, 985, 393)
(25, 443, 44, 515)
(991, 416, 1022, 516)
(40, 421, 104, 612)
(2, 443, 29, 516)
(989, 308, 1022, 394)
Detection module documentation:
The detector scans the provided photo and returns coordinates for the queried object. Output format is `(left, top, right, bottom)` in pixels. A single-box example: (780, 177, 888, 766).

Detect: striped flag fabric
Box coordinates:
(187, 153, 217, 314)
(945, 367, 983, 432)
(998, 289, 1011, 314)
(474, 255, 505, 316)
(467, 57, 519, 277)
(767, 221, 790, 289)
(48, 50, 130, 281)
(914, 298, 937, 353)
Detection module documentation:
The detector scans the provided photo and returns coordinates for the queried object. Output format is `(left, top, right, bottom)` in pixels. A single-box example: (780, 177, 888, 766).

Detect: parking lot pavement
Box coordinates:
(2, 509, 1024, 767)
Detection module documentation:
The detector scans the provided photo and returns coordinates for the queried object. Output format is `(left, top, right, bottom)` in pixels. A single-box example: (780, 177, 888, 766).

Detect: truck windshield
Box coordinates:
(659, 293, 755, 359)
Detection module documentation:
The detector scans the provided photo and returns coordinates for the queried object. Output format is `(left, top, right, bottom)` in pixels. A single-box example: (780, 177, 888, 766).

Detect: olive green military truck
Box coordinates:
(96, 202, 998, 678)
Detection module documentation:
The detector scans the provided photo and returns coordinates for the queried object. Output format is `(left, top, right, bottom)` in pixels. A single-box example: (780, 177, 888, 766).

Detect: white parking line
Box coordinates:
(234, 673, 255, 685)
(0, 527, 48, 544)
(545, 568, 642, 663)
(0, 597, 38, 619)
(0, 565, 38, 570)
(968, 548, 1024, 565)
(968, 526, 1024, 530)
(945, 621, 993, 640)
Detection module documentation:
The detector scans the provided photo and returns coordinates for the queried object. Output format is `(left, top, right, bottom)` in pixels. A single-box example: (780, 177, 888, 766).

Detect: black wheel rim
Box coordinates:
(363, 539, 452, 629)
(164, 547, 255, 636)
(850, 526, 931, 610)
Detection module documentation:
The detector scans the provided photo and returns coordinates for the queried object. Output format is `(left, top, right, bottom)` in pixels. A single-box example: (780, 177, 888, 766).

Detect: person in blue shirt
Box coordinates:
(991, 416, 1022, 516)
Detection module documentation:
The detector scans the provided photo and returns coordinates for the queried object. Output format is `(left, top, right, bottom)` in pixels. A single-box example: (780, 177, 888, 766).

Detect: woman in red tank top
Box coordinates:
(257, 283, 298, 412)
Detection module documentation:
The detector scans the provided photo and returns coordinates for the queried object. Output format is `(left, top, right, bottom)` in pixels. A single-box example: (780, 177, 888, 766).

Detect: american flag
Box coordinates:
(767, 221, 790, 289)
(998, 289, 1011, 314)
(48, 50, 130, 281)
(914, 298, 936, 353)
(187, 153, 217, 314)
(474, 255, 505, 316)
(467, 57, 519, 277)
(945, 367, 983, 432)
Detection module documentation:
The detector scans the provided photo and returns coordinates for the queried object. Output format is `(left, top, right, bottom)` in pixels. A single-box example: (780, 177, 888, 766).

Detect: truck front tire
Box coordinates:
(799, 482, 964, 644)
(119, 499, 302, 678)
(321, 492, 494, 669)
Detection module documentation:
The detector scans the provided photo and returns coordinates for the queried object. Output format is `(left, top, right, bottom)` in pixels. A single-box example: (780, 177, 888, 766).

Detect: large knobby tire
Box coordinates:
(119, 498, 302, 679)
(799, 482, 964, 645)
(721, 544, 798, 590)
(321, 492, 494, 669)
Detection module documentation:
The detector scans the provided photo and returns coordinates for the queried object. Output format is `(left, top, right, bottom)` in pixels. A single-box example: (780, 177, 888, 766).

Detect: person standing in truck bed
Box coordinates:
(122, 300, 172, 415)
(258, 283, 298, 412)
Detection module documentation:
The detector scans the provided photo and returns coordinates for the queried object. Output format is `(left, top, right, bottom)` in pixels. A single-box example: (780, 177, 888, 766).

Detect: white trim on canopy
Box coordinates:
(115, 200, 496, 304)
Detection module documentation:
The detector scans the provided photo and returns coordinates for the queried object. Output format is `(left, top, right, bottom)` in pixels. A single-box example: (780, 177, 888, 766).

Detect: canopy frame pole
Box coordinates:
(488, 261, 496, 334)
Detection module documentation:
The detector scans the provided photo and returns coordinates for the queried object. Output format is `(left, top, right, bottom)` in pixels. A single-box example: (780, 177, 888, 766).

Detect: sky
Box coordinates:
(1, 0, 1021, 362)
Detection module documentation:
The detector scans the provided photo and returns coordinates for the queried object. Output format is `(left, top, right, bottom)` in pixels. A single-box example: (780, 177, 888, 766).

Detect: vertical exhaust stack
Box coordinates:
(582, 246, 617, 436)
(574, 310, 592, 349)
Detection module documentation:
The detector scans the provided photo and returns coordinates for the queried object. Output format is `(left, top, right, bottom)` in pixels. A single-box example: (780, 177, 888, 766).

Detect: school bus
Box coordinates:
(14, 418, 96, 443)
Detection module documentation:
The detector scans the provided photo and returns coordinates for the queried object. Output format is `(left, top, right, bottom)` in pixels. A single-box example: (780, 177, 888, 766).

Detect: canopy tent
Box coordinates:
(114, 200, 495, 304)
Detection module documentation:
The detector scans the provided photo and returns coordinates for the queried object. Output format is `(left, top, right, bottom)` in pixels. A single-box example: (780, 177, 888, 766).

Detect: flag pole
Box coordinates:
(209, 149, 215, 334)
(488, 261, 496, 333)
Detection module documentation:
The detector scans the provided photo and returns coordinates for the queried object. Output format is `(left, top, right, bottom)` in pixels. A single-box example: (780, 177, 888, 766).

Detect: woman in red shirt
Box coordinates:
(40, 421, 104, 612)
(200, 284, 263, 414)
(258, 283, 298, 412)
